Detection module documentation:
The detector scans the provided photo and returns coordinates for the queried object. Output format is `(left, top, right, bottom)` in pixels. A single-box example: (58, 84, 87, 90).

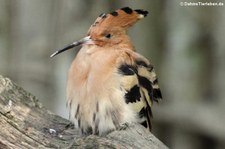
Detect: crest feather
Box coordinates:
(88, 7, 148, 35)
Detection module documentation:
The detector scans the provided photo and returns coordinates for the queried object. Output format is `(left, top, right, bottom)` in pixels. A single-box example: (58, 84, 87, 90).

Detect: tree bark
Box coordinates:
(0, 75, 168, 149)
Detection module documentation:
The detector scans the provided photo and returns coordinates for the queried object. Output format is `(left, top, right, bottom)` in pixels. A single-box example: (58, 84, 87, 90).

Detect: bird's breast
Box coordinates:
(66, 47, 137, 135)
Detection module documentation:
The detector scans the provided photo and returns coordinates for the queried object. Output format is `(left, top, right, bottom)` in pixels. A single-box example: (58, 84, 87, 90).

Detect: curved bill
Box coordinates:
(50, 36, 92, 58)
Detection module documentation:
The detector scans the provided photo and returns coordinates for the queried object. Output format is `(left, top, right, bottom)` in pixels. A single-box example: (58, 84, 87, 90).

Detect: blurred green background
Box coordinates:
(0, 0, 225, 149)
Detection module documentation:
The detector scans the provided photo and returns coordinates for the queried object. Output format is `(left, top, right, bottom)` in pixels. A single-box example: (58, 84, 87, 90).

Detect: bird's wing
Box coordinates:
(118, 57, 162, 130)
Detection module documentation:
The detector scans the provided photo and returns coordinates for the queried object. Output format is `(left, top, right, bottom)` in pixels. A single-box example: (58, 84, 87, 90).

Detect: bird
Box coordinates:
(50, 7, 162, 136)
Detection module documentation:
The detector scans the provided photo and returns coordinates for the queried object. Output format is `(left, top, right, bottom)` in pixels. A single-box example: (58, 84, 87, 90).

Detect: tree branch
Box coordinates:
(0, 75, 168, 149)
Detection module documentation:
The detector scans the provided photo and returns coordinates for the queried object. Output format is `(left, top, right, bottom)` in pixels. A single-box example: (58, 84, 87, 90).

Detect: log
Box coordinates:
(0, 75, 168, 149)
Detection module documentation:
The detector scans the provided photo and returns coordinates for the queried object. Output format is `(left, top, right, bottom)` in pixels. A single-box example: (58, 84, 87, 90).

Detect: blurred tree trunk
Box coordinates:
(156, 1, 225, 149)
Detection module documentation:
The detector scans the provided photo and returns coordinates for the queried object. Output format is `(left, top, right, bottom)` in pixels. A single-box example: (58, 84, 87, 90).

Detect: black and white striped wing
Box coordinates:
(118, 59, 162, 130)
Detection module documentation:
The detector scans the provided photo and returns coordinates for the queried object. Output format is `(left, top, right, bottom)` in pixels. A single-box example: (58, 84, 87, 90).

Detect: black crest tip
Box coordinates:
(110, 11, 118, 16)
(135, 9, 149, 17)
(120, 7, 133, 14)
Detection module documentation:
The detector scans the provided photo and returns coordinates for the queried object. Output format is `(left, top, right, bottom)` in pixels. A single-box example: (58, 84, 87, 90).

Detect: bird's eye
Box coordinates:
(105, 33, 112, 39)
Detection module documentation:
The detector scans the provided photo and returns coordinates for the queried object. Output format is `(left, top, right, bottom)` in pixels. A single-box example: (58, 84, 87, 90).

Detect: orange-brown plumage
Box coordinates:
(87, 7, 147, 49)
(51, 7, 162, 136)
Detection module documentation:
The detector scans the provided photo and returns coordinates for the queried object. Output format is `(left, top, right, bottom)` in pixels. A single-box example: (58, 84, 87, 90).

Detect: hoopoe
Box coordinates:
(51, 7, 162, 136)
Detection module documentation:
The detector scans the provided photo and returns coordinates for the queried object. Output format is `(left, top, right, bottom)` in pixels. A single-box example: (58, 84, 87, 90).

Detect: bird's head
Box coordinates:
(50, 7, 148, 57)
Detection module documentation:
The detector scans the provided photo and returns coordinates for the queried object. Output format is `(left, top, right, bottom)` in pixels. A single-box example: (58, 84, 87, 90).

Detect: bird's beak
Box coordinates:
(50, 36, 93, 57)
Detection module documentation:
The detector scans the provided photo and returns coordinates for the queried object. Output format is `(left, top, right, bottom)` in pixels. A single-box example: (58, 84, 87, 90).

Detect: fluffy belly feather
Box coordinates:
(67, 81, 137, 135)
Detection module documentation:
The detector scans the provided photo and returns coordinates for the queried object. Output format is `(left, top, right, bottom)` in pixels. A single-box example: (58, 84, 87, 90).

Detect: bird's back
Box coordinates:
(117, 50, 162, 130)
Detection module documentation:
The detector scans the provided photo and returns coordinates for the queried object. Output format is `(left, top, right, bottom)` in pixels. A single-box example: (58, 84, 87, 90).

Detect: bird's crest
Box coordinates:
(88, 7, 148, 35)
